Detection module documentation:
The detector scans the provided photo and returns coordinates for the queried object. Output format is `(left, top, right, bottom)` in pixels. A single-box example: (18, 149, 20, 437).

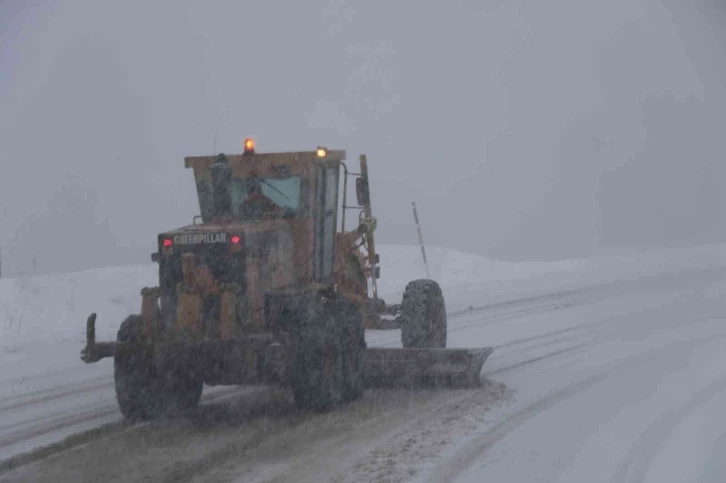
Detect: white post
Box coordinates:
(411, 201, 431, 279)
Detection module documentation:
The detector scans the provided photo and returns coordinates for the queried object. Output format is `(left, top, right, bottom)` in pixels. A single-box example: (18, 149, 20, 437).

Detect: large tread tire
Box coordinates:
(290, 298, 347, 412)
(339, 299, 365, 403)
(114, 315, 203, 421)
(399, 279, 447, 349)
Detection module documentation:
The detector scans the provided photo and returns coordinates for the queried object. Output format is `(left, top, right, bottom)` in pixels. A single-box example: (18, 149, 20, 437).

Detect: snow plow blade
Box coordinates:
(362, 347, 493, 389)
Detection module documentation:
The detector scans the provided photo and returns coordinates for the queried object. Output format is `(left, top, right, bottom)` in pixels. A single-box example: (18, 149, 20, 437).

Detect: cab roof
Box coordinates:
(184, 149, 347, 170)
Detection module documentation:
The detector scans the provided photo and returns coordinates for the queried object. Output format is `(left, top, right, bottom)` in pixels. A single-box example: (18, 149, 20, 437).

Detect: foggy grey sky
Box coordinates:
(2, 0, 726, 276)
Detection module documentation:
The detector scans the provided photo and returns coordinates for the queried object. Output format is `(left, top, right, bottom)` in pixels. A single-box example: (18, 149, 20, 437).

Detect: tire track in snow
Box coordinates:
(421, 267, 726, 382)
(447, 267, 726, 343)
(373, 265, 726, 351)
(373, 264, 708, 351)
(444, 300, 579, 334)
(0, 385, 503, 483)
(492, 324, 588, 351)
(0, 403, 119, 450)
(0, 385, 248, 471)
(610, 374, 726, 483)
(0, 376, 113, 412)
(179, 383, 510, 483)
(447, 289, 582, 318)
(421, 333, 725, 483)
(484, 343, 587, 376)
(447, 264, 726, 321)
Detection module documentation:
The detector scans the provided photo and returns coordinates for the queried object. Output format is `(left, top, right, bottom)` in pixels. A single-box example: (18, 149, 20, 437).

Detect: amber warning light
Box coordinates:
(244, 138, 255, 153)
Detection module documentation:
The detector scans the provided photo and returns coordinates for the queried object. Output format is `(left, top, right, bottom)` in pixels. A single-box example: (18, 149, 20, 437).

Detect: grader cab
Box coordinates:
(81, 139, 492, 420)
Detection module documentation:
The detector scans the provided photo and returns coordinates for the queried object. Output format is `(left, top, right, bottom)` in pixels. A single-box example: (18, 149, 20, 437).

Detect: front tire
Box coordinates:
(399, 280, 447, 349)
(114, 315, 203, 420)
(339, 299, 365, 402)
(290, 296, 363, 411)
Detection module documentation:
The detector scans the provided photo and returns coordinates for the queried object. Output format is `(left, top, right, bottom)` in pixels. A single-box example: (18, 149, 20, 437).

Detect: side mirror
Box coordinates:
(356, 177, 370, 206)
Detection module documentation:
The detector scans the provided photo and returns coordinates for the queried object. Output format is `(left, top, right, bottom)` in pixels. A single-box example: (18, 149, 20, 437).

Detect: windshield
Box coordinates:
(231, 176, 302, 218)
(196, 175, 305, 221)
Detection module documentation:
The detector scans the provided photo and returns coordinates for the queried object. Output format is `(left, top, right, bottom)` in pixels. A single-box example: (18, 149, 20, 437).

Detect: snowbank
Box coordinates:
(2, 243, 726, 385)
(376, 243, 726, 312)
(3, 243, 726, 347)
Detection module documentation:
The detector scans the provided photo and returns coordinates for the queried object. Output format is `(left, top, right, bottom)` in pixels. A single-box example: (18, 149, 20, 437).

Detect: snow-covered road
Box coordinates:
(2, 245, 726, 482)
(427, 266, 726, 483)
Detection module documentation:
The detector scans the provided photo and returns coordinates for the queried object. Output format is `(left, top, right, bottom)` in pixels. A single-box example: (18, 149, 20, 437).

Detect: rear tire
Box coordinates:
(339, 299, 365, 402)
(399, 279, 447, 349)
(290, 296, 363, 411)
(114, 315, 203, 421)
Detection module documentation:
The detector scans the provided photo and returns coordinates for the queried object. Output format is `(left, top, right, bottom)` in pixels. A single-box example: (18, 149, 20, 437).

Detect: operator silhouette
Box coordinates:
(238, 178, 283, 219)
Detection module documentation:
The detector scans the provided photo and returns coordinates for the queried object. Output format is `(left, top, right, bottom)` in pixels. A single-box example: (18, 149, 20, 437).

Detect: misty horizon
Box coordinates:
(2, 0, 726, 277)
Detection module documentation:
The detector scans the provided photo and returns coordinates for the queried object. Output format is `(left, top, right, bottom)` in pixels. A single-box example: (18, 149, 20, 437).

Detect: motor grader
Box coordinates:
(81, 139, 492, 420)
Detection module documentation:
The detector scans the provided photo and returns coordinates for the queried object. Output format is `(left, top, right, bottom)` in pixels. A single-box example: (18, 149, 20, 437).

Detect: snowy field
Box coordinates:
(2, 243, 726, 482)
